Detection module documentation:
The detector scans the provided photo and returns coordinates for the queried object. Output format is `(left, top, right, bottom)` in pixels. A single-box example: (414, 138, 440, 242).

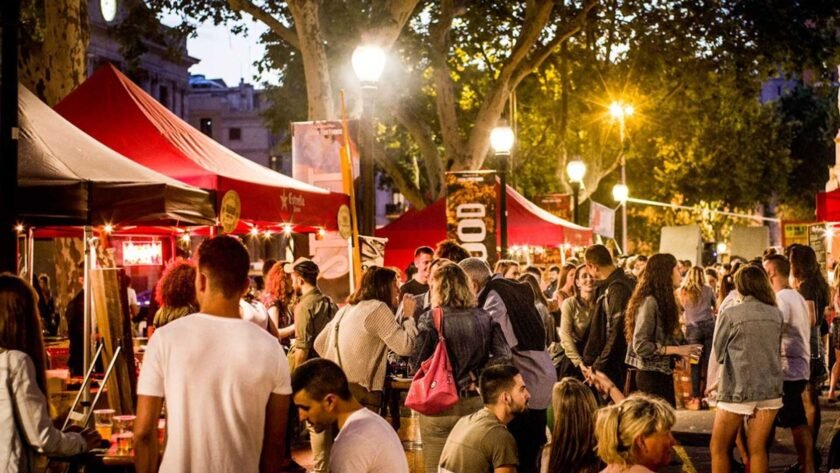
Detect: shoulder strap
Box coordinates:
(332, 306, 349, 369)
(433, 307, 444, 339)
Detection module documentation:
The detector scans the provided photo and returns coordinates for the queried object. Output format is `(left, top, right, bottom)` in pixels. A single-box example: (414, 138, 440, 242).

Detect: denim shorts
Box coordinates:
(717, 397, 782, 416)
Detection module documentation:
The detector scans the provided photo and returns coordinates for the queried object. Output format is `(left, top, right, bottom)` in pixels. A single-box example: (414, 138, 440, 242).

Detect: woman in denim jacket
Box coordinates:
(0, 274, 101, 473)
(625, 254, 701, 406)
(410, 262, 510, 473)
(709, 265, 783, 473)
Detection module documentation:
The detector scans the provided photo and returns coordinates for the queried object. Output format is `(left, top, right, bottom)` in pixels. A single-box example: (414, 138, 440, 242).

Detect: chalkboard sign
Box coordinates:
(808, 223, 828, 274)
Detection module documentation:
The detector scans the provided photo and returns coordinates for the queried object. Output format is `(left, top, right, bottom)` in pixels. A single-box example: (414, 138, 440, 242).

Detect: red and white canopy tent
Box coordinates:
(817, 188, 840, 223)
(55, 64, 348, 235)
(376, 183, 593, 270)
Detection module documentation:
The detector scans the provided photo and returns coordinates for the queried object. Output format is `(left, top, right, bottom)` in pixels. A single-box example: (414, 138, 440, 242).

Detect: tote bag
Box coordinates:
(404, 308, 459, 415)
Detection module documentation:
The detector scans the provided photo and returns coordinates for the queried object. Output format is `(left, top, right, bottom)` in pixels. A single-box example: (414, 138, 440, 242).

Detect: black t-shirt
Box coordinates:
(400, 279, 429, 298)
(798, 278, 828, 359)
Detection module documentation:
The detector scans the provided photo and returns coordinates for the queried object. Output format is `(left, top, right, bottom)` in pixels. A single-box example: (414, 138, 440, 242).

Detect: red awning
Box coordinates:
(54, 64, 348, 232)
(376, 183, 593, 270)
(817, 189, 840, 222)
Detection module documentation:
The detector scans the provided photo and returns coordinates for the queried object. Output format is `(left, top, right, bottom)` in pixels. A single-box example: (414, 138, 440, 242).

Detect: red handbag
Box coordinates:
(405, 307, 460, 415)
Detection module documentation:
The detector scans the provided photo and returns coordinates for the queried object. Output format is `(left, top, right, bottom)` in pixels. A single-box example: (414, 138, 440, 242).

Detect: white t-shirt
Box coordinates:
(137, 313, 291, 473)
(775, 288, 811, 381)
(330, 408, 408, 473)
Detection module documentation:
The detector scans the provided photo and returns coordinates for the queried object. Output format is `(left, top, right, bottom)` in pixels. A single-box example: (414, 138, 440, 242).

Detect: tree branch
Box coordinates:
(393, 102, 444, 198)
(228, 0, 300, 50)
(429, 0, 466, 164)
(365, 0, 422, 47)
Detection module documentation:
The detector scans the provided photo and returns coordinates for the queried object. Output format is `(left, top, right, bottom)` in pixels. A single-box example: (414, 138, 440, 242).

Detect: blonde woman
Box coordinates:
(678, 266, 716, 409)
(494, 259, 521, 279)
(409, 263, 511, 473)
(594, 393, 677, 472)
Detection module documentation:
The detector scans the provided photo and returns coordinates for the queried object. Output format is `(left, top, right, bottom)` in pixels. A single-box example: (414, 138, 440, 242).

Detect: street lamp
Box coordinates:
(609, 100, 633, 252)
(491, 122, 514, 257)
(612, 184, 629, 203)
(352, 44, 386, 236)
(566, 160, 586, 225)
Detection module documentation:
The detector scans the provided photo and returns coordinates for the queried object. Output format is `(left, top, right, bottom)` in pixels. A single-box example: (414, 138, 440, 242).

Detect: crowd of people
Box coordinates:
(3, 234, 840, 473)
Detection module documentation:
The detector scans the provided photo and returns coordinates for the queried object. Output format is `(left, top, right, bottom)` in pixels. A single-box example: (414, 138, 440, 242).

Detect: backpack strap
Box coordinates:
(332, 306, 349, 369)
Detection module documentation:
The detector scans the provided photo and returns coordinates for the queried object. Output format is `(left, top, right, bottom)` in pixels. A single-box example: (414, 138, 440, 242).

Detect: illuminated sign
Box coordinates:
(122, 241, 163, 266)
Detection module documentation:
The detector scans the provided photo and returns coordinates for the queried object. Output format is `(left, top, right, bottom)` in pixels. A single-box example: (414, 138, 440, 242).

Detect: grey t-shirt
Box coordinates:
(683, 285, 715, 326)
(776, 288, 811, 381)
(438, 409, 518, 473)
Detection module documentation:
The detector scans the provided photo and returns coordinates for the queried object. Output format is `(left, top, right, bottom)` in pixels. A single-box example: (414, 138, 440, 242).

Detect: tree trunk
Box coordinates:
(288, 0, 335, 120)
(18, 0, 88, 105)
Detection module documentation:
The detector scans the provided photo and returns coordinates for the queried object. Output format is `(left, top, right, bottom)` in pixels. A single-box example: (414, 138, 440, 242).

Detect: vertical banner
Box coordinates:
(291, 121, 359, 192)
(808, 223, 828, 272)
(445, 171, 497, 265)
(359, 236, 387, 269)
(589, 201, 616, 239)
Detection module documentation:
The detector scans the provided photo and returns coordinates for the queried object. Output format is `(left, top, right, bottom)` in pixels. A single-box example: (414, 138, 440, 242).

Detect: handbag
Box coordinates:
(405, 307, 459, 415)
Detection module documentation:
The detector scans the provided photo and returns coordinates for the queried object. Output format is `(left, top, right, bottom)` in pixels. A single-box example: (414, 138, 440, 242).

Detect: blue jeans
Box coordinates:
(686, 319, 715, 398)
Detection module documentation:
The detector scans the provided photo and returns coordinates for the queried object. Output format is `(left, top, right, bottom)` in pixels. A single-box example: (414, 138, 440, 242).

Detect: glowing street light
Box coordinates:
(609, 100, 634, 252)
(491, 121, 515, 257)
(612, 184, 629, 203)
(352, 45, 386, 86)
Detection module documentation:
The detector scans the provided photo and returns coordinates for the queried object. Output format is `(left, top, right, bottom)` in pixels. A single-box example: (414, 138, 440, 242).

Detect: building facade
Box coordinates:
(87, 0, 196, 118)
(185, 75, 285, 172)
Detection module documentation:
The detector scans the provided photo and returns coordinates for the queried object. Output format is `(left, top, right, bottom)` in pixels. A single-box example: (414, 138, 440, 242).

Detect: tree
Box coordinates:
(17, 0, 89, 105)
(146, 0, 598, 207)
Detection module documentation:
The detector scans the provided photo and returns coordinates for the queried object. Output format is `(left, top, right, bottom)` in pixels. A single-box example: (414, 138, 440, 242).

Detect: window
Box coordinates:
(199, 118, 213, 137)
(228, 127, 242, 141)
(159, 85, 169, 109)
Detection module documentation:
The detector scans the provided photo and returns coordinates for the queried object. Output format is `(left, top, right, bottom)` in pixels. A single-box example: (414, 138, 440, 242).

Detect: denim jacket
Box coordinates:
(410, 307, 512, 391)
(1, 349, 86, 473)
(714, 296, 784, 403)
(625, 296, 684, 374)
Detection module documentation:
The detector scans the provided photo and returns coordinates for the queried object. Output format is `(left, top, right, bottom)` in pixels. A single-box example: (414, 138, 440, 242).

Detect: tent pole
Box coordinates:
(27, 227, 34, 284)
(82, 226, 93, 414)
(0, 0, 19, 273)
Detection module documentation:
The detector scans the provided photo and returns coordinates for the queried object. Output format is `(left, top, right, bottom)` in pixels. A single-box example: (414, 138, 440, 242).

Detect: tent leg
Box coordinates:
(82, 226, 93, 415)
(27, 227, 34, 285)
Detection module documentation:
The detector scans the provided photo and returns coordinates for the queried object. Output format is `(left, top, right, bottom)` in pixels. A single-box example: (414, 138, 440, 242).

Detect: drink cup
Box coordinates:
(115, 432, 134, 453)
(113, 415, 136, 434)
(93, 409, 115, 439)
(157, 419, 166, 445)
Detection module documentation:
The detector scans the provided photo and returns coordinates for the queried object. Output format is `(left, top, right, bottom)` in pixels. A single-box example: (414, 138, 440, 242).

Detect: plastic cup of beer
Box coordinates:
(93, 409, 115, 439)
(113, 415, 136, 434)
(115, 432, 134, 453)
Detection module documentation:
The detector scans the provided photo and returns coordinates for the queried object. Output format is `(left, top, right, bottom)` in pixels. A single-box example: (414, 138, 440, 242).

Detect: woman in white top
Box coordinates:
(315, 266, 417, 408)
(0, 274, 101, 473)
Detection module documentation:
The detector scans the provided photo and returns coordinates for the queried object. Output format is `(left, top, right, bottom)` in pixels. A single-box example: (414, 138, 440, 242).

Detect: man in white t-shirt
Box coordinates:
(134, 235, 292, 473)
(764, 255, 814, 473)
(291, 359, 408, 473)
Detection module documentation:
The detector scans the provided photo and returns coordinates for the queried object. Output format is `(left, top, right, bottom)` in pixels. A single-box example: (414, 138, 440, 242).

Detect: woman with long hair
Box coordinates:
(553, 262, 577, 307)
(555, 264, 595, 379)
(710, 265, 783, 473)
(264, 261, 296, 341)
(152, 258, 197, 328)
(315, 266, 417, 408)
(410, 262, 510, 473)
(547, 378, 600, 473)
(678, 266, 716, 409)
(595, 393, 677, 472)
(788, 244, 829, 466)
(625, 254, 701, 405)
(0, 274, 101, 472)
(519, 273, 553, 348)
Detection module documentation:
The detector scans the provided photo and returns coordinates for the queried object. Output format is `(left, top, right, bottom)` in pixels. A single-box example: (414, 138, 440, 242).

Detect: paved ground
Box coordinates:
(668, 396, 839, 472)
(292, 396, 840, 473)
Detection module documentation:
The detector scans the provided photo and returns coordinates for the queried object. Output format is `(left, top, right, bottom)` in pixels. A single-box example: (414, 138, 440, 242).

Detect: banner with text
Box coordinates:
(445, 171, 497, 264)
(589, 201, 616, 239)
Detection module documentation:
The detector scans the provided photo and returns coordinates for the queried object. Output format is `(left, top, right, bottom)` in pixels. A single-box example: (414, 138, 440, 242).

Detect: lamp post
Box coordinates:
(566, 160, 586, 225)
(491, 122, 515, 257)
(352, 44, 386, 236)
(0, 0, 20, 273)
(609, 101, 634, 252)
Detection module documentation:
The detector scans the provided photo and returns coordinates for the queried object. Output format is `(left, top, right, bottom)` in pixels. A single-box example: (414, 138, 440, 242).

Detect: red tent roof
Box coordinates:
(817, 189, 840, 222)
(376, 183, 593, 270)
(54, 64, 348, 232)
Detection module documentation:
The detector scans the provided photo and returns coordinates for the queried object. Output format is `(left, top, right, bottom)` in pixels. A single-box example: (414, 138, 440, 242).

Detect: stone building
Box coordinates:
(185, 75, 286, 173)
(86, 0, 196, 118)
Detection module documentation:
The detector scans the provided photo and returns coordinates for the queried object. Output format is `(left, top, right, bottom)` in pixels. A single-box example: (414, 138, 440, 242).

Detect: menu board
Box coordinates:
(807, 223, 827, 273)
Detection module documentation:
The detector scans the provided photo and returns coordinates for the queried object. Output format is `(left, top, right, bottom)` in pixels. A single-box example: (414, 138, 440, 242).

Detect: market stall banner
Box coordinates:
(589, 200, 615, 239)
(445, 172, 497, 264)
(292, 121, 360, 193)
(782, 221, 810, 248)
(808, 223, 828, 273)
